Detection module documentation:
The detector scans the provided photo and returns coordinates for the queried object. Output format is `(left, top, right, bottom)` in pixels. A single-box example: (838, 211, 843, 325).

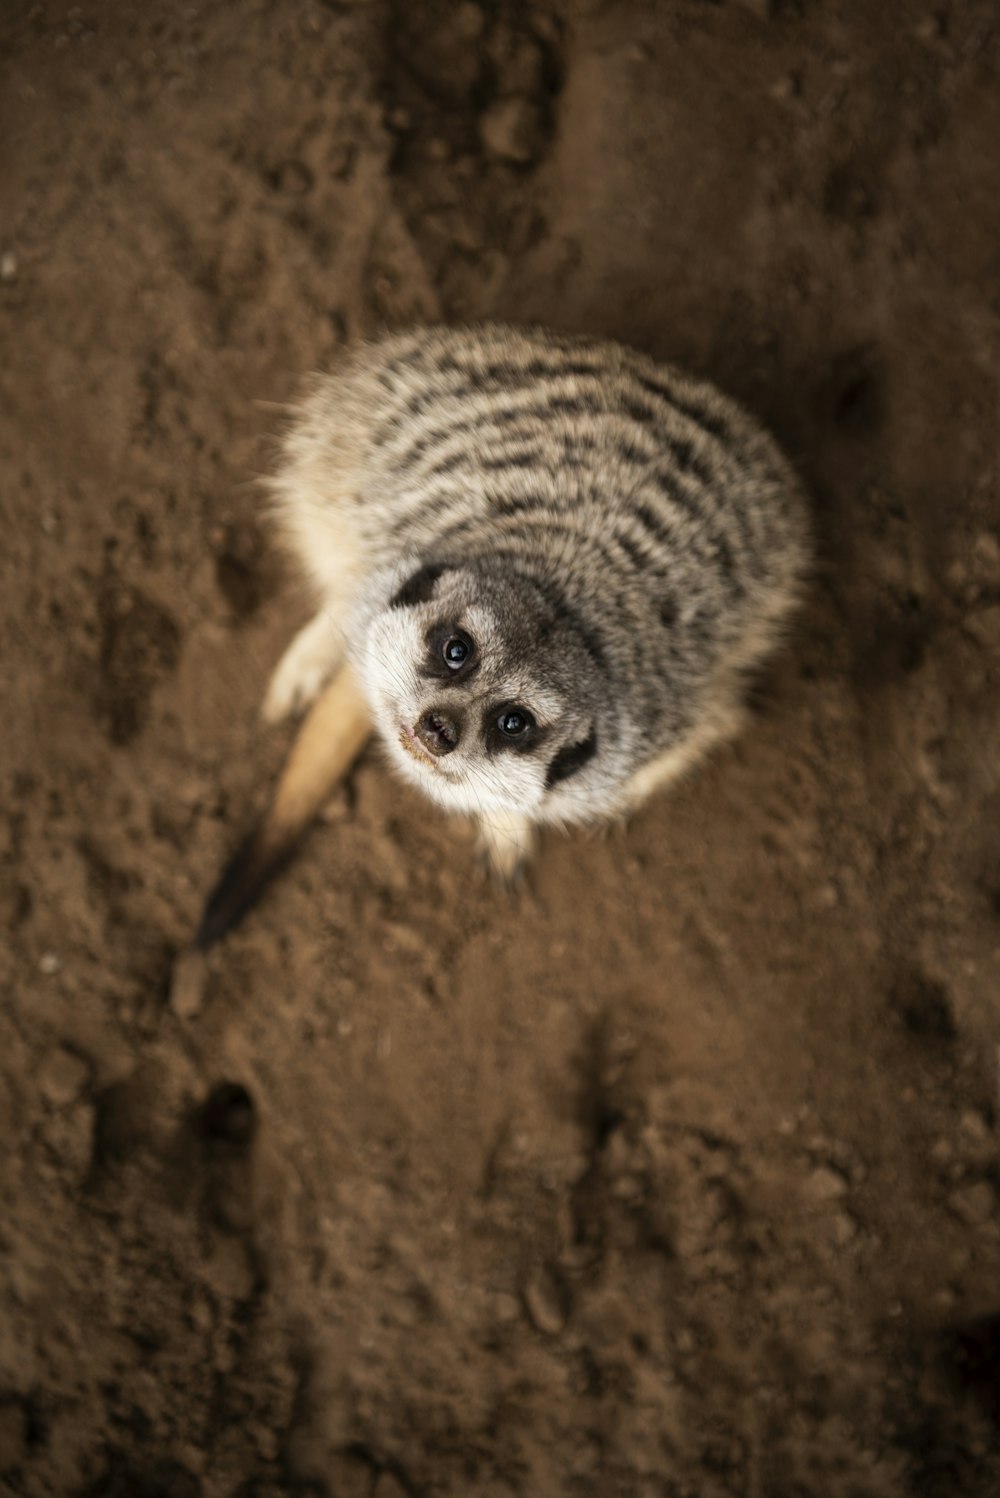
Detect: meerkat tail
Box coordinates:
(196, 665, 371, 949)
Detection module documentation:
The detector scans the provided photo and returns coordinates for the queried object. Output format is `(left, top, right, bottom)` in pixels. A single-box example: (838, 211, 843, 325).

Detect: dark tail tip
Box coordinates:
(195, 823, 298, 950)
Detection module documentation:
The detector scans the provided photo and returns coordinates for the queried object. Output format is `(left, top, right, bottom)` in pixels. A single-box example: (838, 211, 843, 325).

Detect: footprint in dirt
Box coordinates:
(198, 1080, 259, 1237)
(96, 577, 181, 745)
(210, 518, 277, 622)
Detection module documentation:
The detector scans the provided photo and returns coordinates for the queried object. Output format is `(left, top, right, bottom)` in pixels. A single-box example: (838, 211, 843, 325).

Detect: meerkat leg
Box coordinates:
(262, 608, 345, 725)
(475, 809, 538, 886)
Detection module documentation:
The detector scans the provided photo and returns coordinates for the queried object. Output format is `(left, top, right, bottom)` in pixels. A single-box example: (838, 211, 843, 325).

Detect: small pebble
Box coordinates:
(914, 13, 946, 44)
(831, 1211, 859, 1246)
(972, 530, 1000, 579)
(959, 1109, 993, 1154)
(0, 251, 18, 282)
(522, 1264, 570, 1335)
(803, 1165, 849, 1202)
(38, 951, 61, 975)
(966, 606, 1000, 649)
(251, 1423, 281, 1462)
(769, 73, 801, 103)
(170, 947, 207, 1019)
(479, 96, 544, 165)
(202, 1232, 257, 1303)
(948, 1181, 996, 1228)
(39, 1046, 89, 1107)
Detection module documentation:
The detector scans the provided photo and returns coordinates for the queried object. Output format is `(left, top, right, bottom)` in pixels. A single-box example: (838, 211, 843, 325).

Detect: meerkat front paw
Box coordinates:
(475, 810, 537, 887)
(262, 610, 344, 724)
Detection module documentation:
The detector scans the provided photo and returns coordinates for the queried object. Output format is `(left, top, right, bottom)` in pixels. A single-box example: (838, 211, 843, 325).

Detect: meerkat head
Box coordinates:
(352, 558, 620, 826)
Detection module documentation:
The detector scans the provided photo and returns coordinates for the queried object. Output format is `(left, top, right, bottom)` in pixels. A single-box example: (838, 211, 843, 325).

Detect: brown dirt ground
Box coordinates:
(2, 1, 1000, 1494)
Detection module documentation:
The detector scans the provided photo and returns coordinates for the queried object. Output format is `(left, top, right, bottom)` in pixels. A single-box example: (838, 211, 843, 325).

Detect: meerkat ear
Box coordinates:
(545, 726, 598, 790)
(389, 563, 445, 610)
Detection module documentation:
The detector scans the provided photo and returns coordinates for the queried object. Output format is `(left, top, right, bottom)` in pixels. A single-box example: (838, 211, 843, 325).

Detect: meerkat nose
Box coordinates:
(416, 709, 461, 756)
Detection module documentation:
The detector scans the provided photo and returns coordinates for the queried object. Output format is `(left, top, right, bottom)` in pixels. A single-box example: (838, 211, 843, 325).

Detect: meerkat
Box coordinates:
(197, 323, 808, 946)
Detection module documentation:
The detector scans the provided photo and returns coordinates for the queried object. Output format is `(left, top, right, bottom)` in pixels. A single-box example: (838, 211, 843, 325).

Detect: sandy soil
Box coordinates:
(2, 1, 1000, 1493)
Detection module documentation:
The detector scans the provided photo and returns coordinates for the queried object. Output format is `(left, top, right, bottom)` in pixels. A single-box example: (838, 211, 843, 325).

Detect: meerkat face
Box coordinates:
(353, 561, 611, 825)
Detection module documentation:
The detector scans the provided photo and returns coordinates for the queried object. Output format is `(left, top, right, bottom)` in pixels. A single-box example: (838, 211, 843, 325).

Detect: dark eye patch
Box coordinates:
(420, 624, 479, 683)
(389, 563, 445, 610)
(483, 703, 546, 756)
(545, 727, 597, 789)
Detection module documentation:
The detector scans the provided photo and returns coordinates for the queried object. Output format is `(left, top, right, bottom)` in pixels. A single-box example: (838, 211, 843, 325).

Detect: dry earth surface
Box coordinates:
(2, 1, 1000, 1494)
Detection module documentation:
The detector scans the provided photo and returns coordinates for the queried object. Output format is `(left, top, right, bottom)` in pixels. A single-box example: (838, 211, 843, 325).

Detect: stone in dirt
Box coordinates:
(38, 1046, 90, 1107)
(479, 97, 545, 165)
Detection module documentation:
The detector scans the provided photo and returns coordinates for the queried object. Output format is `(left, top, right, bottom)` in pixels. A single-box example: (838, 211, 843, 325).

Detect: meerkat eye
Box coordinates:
(498, 708, 533, 738)
(442, 633, 473, 669)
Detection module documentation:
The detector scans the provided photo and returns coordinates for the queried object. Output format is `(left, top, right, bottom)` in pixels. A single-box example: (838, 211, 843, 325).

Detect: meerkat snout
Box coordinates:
(415, 709, 462, 756)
